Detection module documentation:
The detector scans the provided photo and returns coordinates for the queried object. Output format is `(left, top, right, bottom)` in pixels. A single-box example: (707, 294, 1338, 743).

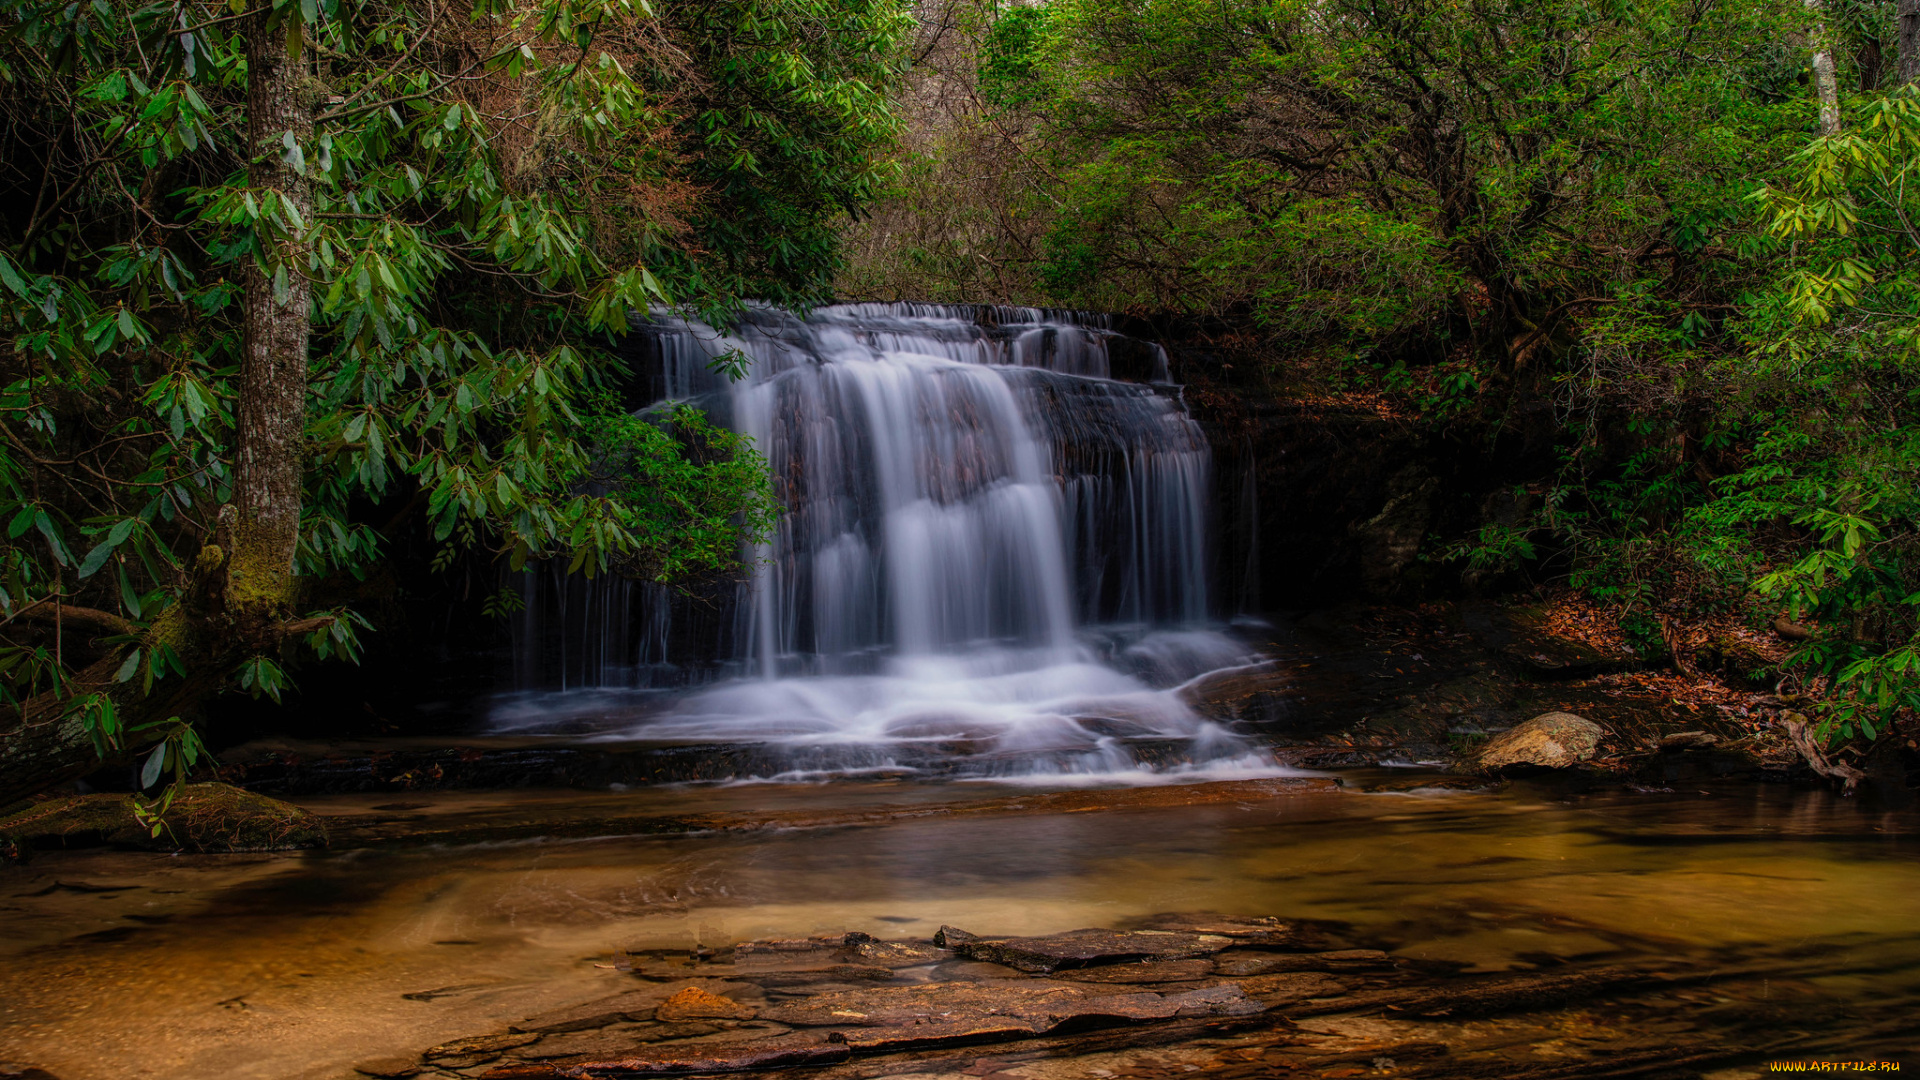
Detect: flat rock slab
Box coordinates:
(513, 1025, 681, 1062)
(1234, 971, 1351, 1005)
(844, 939, 945, 967)
(366, 918, 1826, 1080)
(426, 1033, 543, 1058)
(1215, 950, 1393, 976)
(935, 926, 1235, 972)
(1126, 913, 1327, 948)
(482, 1039, 848, 1078)
(1054, 958, 1217, 984)
(758, 979, 1260, 1034)
(511, 986, 730, 1034)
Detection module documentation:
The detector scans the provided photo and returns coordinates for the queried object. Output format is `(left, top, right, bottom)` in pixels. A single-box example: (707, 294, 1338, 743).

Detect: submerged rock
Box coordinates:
(758, 979, 1261, 1033)
(652, 987, 757, 1022)
(425, 1033, 543, 1058)
(933, 926, 1235, 972)
(1214, 949, 1394, 976)
(1476, 712, 1604, 771)
(351, 1058, 422, 1078)
(0, 783, 326, 852)
(510, 989, 674, 1034)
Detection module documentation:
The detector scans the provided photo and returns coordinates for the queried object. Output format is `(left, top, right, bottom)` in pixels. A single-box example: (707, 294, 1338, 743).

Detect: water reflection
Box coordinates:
(0, 779, 1914, 1079)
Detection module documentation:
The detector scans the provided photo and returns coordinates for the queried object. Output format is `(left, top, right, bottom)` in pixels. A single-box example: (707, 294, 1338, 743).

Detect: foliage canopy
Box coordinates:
(0, 0, 907, 794)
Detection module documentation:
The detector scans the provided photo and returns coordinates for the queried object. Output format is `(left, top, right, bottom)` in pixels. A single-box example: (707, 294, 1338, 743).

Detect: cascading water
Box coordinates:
(496, 303, 1285, 782)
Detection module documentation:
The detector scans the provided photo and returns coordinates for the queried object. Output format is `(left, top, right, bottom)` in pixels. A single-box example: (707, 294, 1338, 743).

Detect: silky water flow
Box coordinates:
(494, 304, 1288, 782)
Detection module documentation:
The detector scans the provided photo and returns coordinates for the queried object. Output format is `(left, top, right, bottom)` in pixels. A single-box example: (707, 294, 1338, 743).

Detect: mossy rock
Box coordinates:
(0, 782, 327, 855)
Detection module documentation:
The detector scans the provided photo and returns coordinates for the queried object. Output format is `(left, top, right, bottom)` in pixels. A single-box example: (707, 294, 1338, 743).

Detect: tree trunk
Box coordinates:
(230, 8, 314, 640)
(1900, 0, 1920, 85)
(1808, 0, 1842, 134)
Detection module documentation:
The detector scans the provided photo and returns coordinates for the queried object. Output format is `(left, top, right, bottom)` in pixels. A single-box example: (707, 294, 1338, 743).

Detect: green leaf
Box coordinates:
(34, 511, 70, 565)
(0, 255, 29, 298)
(140, 743, 167, 790)
(77, 538, 115, 579)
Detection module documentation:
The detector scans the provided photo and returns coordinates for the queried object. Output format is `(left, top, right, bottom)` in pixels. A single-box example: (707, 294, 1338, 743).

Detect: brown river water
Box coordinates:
(1, 775, 1915, 1079)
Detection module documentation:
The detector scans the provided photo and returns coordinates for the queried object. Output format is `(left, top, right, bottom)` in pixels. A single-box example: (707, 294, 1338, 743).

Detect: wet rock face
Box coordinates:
(1350, 463, 1440, 596)
(1477, 711, 1605, 770)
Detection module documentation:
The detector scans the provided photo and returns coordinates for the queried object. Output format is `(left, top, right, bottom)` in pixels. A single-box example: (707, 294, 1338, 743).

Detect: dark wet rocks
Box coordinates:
(367, 916, 1872, 1080)
(315, 777, 1342, 851)
(932, 925, 1236, 972)
(1214, 949, 1394, 976)
(1052, 957, 1216, 983)
(1177, 663, 1289, 725)
(1232, 971, 1352, 1006)
(374, 924, 1315, 1077)
(509, 990, 670, 1035)
(758, 979, 1261, 1031)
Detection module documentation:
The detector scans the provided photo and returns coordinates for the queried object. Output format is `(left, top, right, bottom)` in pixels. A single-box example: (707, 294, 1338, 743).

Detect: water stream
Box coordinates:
(2, 781, 1913, 1079)
(497, 305, 1272, 781)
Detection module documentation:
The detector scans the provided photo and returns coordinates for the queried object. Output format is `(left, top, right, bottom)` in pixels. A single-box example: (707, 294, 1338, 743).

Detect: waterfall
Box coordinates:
(497, 303, 1282, 781)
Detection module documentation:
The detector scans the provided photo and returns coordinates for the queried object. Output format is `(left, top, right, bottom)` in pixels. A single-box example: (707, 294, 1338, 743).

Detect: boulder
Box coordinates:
(1476, 712, 1604, 770)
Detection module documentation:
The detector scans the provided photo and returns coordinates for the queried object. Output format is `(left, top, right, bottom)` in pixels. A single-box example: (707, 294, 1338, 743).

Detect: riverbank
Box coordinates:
(187, 598, 1920, 806)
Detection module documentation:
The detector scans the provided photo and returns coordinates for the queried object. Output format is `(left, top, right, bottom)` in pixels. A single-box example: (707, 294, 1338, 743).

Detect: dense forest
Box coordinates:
(3, 0, 1918, 803)
(840, 0, 1920, 762)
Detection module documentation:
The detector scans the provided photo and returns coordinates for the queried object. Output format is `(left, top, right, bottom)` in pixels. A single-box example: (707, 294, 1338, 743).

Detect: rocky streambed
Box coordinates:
(2, 772, 1915, 1080)
(358, 915, 1910, 1080)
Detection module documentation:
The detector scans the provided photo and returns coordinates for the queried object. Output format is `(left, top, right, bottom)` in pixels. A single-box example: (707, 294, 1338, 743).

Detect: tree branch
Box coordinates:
(7, 600, 138, 638)
(280, 615, 336, 637)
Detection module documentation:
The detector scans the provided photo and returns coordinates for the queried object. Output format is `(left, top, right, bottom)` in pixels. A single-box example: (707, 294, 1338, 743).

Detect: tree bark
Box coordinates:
(1808, 0, 1842, 134)
(1900, 0, 1920, 85)
(230, 9, 314, 639)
